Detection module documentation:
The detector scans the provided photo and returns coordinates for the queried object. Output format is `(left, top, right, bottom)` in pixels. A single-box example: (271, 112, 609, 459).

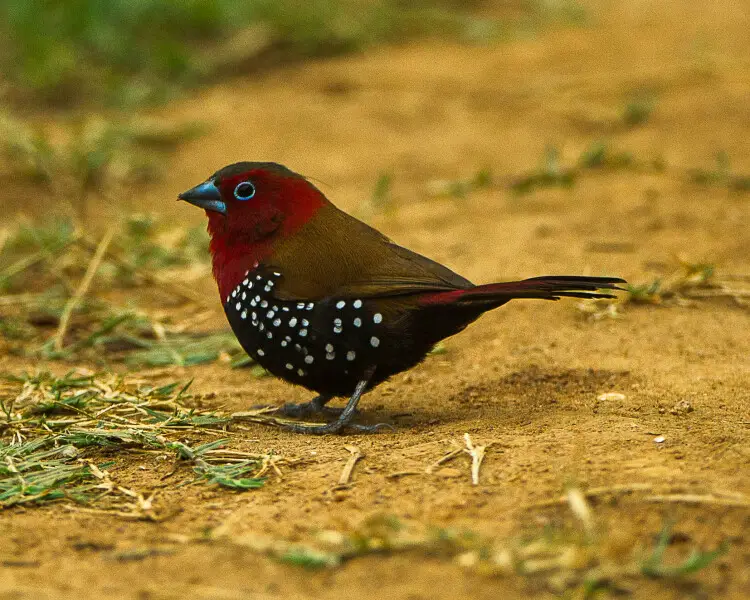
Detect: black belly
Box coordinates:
(223, 269, 485, 398)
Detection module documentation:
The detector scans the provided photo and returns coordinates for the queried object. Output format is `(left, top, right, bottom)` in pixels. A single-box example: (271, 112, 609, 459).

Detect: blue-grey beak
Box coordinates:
(178, 180, 226, 215)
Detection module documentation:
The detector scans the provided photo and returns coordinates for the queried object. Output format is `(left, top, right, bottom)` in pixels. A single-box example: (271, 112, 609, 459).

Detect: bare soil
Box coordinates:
(2, 1, 750, 598)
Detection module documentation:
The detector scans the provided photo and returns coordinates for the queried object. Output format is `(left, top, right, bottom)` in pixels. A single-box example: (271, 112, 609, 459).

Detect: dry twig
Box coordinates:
(337, 445, 363, 486)
(463, 433, 487, 486)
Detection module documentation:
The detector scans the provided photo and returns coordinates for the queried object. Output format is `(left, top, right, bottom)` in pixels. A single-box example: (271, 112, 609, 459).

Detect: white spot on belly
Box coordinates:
(346, 351, 356, 361)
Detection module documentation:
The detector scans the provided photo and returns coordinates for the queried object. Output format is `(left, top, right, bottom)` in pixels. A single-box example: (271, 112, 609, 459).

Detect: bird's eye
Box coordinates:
(234, 181, 256, 201)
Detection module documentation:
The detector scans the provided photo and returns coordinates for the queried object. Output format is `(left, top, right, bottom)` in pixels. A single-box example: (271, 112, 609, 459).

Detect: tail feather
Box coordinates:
(420, 276, 625, 307)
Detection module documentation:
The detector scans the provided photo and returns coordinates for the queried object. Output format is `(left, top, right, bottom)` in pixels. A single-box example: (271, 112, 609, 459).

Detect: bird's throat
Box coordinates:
(209, 235, 273, 301)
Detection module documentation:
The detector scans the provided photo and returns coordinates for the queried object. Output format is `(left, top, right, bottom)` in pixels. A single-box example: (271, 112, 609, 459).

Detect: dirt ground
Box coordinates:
(2, 1, 750, 598)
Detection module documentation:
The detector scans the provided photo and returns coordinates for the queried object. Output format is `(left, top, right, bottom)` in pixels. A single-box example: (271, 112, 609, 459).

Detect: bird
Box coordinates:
(179, 162, 624, 434)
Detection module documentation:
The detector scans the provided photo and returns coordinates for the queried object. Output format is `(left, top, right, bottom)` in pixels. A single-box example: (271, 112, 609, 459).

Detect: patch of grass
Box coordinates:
(622, 93, 656, 127)
(355, 171, 395, 219)
(195, 459, 267, 490)
(641, 524, 728, 578)
(425, 167, 494, 199)
(508, 140, 721, 198)
(511, 146, 576, 195)
(0, 440, 106, 507)
(578, 140, 635, 170)
(624, 260, 717, 306)
(0, 1, 507, 110)
(212, 493, 728, 595)
(371, 172, 393, 209)
(116, 214, 210, 276)
(0, 371, 272, 511)
(0, 113, 205, 216)
(577, 258, 750, 319)
(625, 278, 665, 305)
(530, 0, 589, 27)
(688, 151, 750, 192)
(125, 332, 243, 368)
(0, 217, 250, 368)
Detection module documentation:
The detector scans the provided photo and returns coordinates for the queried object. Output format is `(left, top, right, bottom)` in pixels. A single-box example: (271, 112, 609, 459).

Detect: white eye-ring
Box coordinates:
(234, 181, 256, 201)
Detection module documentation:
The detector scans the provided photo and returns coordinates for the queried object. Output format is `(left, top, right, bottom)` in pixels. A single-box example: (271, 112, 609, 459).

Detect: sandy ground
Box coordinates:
(2, 1, 750, 598)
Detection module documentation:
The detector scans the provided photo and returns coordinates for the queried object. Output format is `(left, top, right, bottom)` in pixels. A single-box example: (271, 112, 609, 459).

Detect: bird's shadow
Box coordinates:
(361, 365, 634, 429)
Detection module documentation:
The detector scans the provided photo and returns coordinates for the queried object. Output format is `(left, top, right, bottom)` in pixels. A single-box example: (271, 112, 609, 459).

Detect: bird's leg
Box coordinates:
(275, 394, 340, 418)
(281, 367, 391, 435)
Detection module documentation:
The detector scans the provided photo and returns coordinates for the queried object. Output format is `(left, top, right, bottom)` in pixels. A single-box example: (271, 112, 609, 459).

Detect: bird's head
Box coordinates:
(179, 162, 327, 298)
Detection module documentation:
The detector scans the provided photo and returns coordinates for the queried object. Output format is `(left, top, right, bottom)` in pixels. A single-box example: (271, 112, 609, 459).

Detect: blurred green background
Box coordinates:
(0, 0, 529, 109)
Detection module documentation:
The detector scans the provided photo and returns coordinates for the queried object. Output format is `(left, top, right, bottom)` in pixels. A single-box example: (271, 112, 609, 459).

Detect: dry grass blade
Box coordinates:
(524, 484, 656, 509)
(566, 487, 594, 535)
(424, 446, 464, 474)
(54, 228, 115, 351)
(75, 235, 214, 308)
(644, 493, 750, 507)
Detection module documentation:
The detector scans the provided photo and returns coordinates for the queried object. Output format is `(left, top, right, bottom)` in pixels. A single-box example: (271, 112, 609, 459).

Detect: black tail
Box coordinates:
(420, 276, 625, 306)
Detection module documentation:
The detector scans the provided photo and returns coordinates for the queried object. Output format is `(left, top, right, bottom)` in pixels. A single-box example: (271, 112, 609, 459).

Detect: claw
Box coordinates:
(348, 422, 395, 433)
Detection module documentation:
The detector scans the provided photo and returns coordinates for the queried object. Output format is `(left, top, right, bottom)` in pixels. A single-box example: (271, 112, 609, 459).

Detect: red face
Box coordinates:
(179, 161, 327, 298)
